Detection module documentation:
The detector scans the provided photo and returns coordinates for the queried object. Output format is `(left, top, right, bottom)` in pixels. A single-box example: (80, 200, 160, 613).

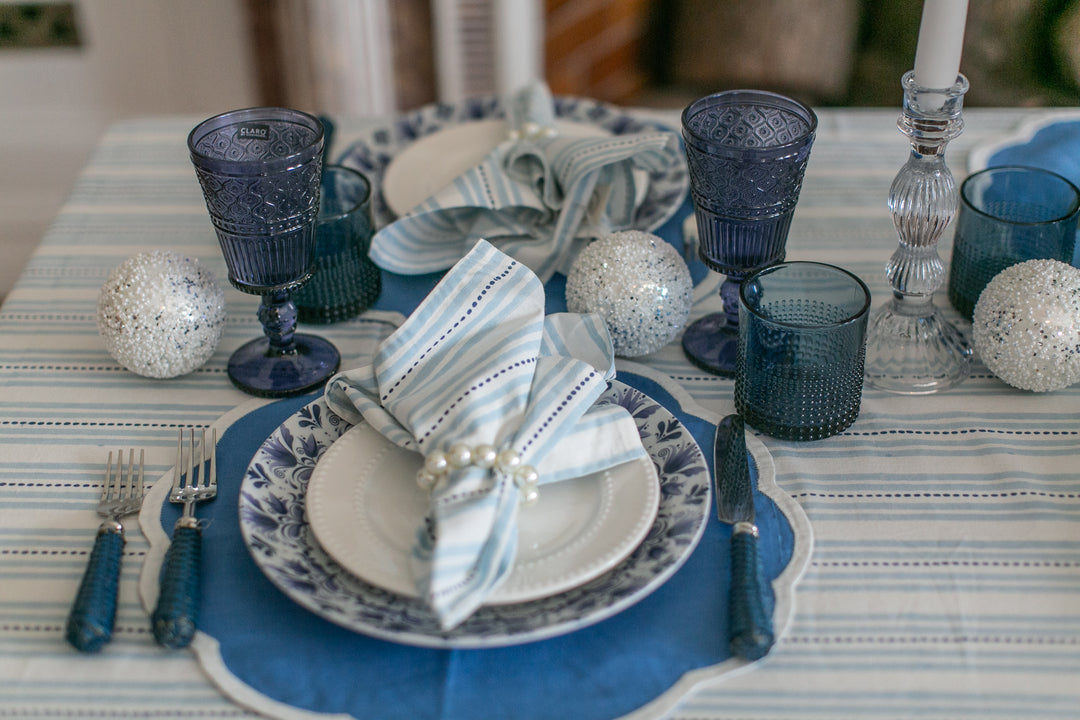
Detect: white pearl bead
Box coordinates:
(448, 443, 473, 468)
(520, 483, 540, 506)
(424, 451, 448, 475)
(474, 444, 497, 468)
(514, 465, 539, 486)
(495, 449, 521, 474)
(416, 468, 438, 491)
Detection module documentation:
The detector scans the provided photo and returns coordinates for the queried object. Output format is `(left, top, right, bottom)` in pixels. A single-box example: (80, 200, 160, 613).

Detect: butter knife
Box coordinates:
(714, 414, 774, 660)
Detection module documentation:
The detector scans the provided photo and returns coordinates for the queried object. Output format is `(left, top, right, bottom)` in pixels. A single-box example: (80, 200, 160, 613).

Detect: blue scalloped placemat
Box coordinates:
(969, 113, 1080, 266)
(149, 367, 796, 720)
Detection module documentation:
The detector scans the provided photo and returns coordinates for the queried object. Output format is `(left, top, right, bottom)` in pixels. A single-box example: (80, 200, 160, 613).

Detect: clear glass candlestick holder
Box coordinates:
(863, 71, 972, 394)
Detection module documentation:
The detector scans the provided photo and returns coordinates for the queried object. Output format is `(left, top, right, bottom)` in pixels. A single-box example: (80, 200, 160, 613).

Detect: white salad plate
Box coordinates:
(305, 420, 660, 605)
(381, 118, 648, 217)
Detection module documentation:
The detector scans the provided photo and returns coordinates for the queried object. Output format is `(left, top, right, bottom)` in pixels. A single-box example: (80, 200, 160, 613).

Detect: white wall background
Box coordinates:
(0, 0, 259, 299)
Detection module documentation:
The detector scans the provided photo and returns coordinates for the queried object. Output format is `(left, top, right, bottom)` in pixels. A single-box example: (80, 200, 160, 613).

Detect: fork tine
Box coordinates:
(123, 448, 133, 500)
(102, 451, 114, 503)
(207, 428, 217, 493)
(196, 429, 204, 489)
(187, 428, 196, 490)
(172, 430, 184, 494)
(135, 448, 145, 502)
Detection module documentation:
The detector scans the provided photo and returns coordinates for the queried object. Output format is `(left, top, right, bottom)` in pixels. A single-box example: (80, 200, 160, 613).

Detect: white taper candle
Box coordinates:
(913, 0, 969, 89)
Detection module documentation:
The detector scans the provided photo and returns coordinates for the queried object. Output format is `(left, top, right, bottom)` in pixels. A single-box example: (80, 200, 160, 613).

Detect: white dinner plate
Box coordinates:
(306, 420, 660, 605)
(381, 118, 647, 217)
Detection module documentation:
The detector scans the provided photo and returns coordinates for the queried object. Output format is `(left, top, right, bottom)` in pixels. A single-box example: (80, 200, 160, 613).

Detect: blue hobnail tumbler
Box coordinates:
(681, 90, 817, 376)
(947, 165, 1080, 320)
(294, 165, 381, 323)
(188, 107, 340, 397)
(734, 262, 871, 441)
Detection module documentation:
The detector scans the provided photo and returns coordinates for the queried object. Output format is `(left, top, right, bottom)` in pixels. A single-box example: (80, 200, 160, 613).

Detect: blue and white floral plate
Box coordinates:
(236, 380, 710, 649)
(336, 94, 689, 233)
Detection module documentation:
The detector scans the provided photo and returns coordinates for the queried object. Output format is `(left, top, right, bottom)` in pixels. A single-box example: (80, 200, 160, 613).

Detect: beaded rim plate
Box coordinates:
(306, 420, 661, 605)
(236, 379, 710, 649)
(336, 94, 688, 232)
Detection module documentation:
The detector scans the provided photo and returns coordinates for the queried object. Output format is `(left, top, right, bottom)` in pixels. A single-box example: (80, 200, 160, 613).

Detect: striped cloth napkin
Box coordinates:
(368, 82, 681, 281)
(325, 240, 649, 628)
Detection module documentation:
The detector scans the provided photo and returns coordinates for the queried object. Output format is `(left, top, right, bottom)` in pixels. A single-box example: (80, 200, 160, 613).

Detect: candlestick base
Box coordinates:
(864, 293, 971, 394)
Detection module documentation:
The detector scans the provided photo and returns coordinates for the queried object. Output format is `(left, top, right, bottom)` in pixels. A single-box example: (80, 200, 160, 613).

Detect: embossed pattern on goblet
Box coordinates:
(189, 107, 340, 398)
(681, 90, 817, 376)
(190, 115, 324, 293)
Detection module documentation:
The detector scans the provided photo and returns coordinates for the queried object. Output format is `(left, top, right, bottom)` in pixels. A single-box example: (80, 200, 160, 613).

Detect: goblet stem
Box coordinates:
(719, 276, 742, 328)
(680, 274, 745, 377)
(258, 291, 299, 356)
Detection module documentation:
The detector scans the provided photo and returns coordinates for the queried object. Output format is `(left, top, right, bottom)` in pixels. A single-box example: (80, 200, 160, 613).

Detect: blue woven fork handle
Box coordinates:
(151, 523, 201, 648)
(65, 528, 124, 652)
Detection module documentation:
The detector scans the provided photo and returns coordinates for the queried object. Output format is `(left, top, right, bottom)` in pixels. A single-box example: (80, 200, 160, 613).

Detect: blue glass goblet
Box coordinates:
(681, 90, 817, 376)
(188, 107, 340, 397)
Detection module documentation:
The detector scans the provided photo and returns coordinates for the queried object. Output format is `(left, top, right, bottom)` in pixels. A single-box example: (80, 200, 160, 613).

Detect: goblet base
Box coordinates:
(863, 296, 971, 395)
(682, 312, 738, 377)
(227, 333, 341, 398)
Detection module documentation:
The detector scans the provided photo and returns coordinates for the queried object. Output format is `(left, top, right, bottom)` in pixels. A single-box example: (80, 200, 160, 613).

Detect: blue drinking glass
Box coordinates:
(734, 262, 871, 441)
(947, 165, 1080, 320)
(188, 107, 340, 397)
(294, 165, 381, 323)
(681, 90, 817, 376)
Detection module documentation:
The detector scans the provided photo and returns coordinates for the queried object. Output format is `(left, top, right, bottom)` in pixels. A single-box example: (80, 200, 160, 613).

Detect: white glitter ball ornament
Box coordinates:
(972, 259, 1080, 392)
(566, 230, 693, 357)
(97, 251, 226, 379)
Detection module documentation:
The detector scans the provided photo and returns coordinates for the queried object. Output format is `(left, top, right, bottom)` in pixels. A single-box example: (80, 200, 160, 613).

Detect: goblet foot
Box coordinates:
(863, 296, 971, 394)
(682, 312, 738, 376)
(227, 334, 341, 398)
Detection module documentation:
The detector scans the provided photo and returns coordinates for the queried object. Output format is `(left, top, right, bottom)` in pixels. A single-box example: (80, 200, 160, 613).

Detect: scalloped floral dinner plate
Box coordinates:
(236, 380, 709, 649)
(305, 420, 660, 605)
(337, 94, 688, 232)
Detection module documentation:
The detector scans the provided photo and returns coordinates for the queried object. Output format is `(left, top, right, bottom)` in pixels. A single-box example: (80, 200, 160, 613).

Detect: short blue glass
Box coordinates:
(294, 165, 381, 324)
(188, 107, 340, 397)
(947, 165, 1080, 320)
(735, 262, 871, 441)
(681, 90, 817, 376)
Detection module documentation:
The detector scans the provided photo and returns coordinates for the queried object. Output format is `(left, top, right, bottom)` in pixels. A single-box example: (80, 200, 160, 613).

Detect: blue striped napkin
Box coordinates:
(368, 82, 681, 281)
(325, 240, 649, 628)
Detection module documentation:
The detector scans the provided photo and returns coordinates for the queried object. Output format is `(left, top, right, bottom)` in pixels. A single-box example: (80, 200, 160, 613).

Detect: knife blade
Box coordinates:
(714, 413, 774, 660)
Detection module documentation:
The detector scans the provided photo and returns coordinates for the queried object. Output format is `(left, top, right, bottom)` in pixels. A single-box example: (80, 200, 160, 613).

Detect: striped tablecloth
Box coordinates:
(2, 106, 1079, 719)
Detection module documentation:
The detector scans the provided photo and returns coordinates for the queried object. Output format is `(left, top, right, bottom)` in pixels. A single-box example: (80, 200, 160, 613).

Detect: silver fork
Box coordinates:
(151, 428, 217, 648)
(66, 448, 145, 652)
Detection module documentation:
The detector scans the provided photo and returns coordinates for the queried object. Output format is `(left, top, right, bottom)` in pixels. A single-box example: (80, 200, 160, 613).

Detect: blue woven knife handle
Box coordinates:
(151, 523, 201, 648)
(65, 528, 124, 652)
(729, 524, 774, 661)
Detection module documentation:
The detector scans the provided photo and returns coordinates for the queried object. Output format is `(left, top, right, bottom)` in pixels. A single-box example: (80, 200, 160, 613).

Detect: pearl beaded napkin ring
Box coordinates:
(417, 443, 540, 505)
